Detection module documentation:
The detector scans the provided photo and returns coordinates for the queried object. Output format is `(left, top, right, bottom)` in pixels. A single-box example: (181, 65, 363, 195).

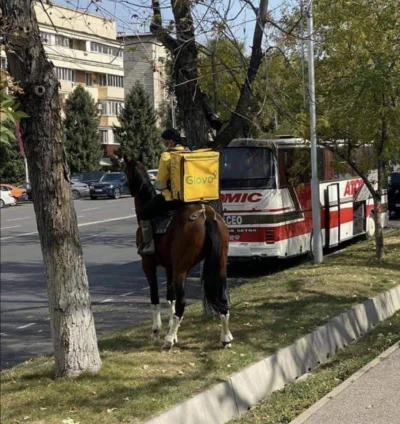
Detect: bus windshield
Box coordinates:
(220, 147, 275, 189)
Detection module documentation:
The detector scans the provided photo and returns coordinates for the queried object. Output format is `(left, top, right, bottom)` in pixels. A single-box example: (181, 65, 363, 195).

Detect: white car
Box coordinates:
(0, 190, 17, 208)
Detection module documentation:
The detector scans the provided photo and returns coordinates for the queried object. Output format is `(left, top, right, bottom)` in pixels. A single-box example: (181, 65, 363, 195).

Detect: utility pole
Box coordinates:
(300, 0, 307, 110)
(306, 0, 323, 264)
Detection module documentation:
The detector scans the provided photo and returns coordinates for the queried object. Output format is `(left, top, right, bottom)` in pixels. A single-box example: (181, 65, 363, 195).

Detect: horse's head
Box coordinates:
(125, 157, 156, 200)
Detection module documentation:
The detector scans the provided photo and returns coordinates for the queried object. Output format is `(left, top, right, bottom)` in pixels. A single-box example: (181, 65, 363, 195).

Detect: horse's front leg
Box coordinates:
(163, 271, 186, 350)
(142, 257, 161, 339)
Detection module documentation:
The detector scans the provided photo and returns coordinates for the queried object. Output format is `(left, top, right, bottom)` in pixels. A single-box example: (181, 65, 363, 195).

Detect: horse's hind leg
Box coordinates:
(217, 254, 233, 348)
(166, 267, 176, 341)
(163, 271, 187, 350)
(142, 257, 161, 339)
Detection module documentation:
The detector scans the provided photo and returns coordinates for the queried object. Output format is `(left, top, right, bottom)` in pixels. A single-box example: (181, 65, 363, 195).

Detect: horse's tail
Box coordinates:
(202, 217, 229, 314)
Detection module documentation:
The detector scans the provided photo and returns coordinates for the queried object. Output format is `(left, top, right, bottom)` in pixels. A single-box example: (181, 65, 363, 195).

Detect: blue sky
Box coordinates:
(54, 0, 283, 44)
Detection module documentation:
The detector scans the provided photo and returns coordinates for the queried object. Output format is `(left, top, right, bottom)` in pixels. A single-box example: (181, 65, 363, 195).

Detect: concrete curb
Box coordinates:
(289, 342, 400, 424)
(142, 285, 400, 424)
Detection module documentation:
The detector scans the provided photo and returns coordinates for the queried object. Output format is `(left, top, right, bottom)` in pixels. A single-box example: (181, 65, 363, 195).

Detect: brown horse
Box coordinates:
(125, 159, 233, 349)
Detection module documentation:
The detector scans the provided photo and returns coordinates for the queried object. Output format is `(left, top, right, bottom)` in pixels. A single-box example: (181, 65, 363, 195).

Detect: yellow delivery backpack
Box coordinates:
(170, 149, 220, 202)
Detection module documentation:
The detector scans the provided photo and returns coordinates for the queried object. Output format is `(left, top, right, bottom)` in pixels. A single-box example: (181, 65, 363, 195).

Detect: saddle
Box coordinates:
(153, 211, 175, 235)
(152, 203, 214, 235)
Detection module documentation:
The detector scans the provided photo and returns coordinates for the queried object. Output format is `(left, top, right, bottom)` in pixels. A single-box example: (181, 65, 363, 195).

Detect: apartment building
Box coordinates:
(120, 33, 168, 118)
(1, 3, 125, 162)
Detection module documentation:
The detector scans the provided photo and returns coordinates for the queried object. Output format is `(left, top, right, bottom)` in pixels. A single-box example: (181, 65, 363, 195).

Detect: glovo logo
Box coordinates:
(185, 170, 217, 185)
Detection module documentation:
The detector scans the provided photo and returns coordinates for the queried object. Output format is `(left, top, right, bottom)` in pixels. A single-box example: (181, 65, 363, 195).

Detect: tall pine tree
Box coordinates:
(114, 81, 161, 169)
(64, 85, 102, 173)
(0, 138, 25, 183)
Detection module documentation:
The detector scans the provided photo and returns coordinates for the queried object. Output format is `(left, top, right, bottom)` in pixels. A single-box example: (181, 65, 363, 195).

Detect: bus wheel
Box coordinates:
(365, 213, 376, 239)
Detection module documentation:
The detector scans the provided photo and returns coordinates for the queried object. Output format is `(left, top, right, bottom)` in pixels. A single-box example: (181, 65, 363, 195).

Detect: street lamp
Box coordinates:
(306, 0, 323, 264)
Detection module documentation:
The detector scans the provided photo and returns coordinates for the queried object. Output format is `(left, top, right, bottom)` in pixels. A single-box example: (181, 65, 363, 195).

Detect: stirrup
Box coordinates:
(138, 241, 155, 256)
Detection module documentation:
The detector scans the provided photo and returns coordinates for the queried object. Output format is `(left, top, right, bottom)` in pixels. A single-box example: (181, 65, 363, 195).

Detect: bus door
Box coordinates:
(325, 183, 341, 247)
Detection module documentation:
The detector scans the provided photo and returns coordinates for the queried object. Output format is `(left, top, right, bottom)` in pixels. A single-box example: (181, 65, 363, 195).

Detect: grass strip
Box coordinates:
(1, 232, 400, 424)
(230, 312, 400, 424)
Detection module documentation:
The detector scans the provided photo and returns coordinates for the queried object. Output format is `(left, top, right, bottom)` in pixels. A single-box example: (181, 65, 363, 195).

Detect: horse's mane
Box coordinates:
(126, 160, 156, 204)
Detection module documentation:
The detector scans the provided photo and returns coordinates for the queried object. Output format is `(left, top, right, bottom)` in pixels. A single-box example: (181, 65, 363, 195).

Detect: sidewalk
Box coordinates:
(291, 343, 400, 424)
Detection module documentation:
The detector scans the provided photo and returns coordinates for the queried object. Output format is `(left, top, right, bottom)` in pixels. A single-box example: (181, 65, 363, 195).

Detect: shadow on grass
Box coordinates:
(2, 232, 399, 424)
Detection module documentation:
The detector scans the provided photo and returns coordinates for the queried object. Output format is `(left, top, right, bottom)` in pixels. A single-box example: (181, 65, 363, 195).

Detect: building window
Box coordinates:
(107, 75, 124, 87)
(40, 32, 52, 44)
(90, 42, 123, 57)
(55, 34, 72, 48)
(100, 101, 124, 116)
(99, 130, 108, 144)
(85, 73, 94, 87)
(55, 67, 75, 81)
(98, 74, 107, 86)
(0, 57, 7, 70)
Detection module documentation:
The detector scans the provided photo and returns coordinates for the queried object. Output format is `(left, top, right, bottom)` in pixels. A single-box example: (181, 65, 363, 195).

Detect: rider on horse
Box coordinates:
(138, 128, 188, 255)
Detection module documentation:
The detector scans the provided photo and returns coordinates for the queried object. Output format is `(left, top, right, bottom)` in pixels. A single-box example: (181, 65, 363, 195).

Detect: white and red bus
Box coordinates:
(220, 137, 388, 259)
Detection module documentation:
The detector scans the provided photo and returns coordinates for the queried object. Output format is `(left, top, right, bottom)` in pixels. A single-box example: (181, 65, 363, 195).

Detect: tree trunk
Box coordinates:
(3, 0, 101, 377)
(151, 0, 269, 149)
(374, 159, 385, 261)
(215, 0, 269, 147)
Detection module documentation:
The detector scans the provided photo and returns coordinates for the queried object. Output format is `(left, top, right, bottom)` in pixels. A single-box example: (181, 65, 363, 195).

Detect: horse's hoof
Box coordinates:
(151, 330, 160, 340)
(221, 341, 232, 349)
(161, 341, 173, 351)
(220, 333, 233, 345)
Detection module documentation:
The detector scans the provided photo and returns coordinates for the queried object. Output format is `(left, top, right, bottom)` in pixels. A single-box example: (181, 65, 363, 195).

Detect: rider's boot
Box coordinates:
(138, 220, 155, 255)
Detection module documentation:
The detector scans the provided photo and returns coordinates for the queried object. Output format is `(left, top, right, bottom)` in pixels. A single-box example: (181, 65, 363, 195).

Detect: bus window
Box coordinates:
(278, 148, 311, 186)
(322, 149, 336, 181)
(220, 147, 275, 189)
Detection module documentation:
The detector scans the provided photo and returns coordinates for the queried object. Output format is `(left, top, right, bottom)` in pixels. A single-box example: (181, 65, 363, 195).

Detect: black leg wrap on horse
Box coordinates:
(174, 287, 186, 318)
(150, 285, 160, 305)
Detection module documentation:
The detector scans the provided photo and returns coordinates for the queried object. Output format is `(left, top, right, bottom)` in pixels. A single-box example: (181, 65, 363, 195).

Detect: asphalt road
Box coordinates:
(389, 214, 400, 229)
(0, 197, 203, 369)
(1, 199, 399, 369)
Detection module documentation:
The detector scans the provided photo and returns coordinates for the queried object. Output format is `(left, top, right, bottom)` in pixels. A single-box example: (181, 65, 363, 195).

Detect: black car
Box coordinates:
(388, 172, 400, 217)
(90, 172, 130, 199)
(71, 171, 105, 188)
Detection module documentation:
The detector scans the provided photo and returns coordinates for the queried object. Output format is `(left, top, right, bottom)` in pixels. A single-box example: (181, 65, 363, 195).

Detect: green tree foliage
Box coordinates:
(0, 90, 28, 145)
(63, 85, 102, 173)
(249, 52, 306, 137)
(311, 0, 400, 259)
(114, 81, 161, 168)
(314, 0, 400, 165)
(0, 124, 25, 183)
(198, 38, 246, 124)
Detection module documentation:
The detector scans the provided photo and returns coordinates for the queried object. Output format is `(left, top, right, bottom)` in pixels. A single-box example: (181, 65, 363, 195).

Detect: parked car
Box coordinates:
(0, 184, 26, 199)
(71, 171, 105, 188)
(147, 169, 158, 184)
(0, 190, 17, 208)
(18, 182, 32, 201)
(71, 181, 90, 200)
(90, 172, 130, 199)
(388, 172, 400, 217)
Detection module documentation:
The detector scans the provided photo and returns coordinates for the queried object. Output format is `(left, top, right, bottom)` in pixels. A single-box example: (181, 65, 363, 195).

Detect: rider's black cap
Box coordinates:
(161, 128, 182, 144)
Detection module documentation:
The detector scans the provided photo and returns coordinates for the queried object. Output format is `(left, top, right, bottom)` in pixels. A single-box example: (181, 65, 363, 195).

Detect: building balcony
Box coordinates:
(45, 46, 123, 73)
(59, 80, 75, 94)
(58, 82, 100, 102)
(98, 86, 124, 101)
(100, 116, 120, 127)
